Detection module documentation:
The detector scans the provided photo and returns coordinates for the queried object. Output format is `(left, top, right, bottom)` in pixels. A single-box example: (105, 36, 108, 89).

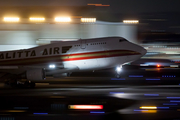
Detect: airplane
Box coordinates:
(0, 37, 146, 87)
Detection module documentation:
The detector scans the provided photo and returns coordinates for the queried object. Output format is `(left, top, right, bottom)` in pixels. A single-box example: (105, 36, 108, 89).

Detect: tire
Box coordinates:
(30, 82, 35, 88)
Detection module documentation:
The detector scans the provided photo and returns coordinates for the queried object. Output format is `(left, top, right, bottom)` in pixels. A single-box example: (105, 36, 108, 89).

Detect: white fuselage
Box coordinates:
(0, 37, 146, 74)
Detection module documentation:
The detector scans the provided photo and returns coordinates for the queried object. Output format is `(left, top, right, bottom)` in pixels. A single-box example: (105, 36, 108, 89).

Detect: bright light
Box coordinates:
(116, 66, 122, 72)
(157, 64, 160, 67)
(4, 17, 19, 22)
(49, 64, 55, 68)
(87, 4, 110, 6)
(141, 110, 157, 113)
(29, 17, 45, 21)
(69, 105, 103, 109)
(81, 18, 96, 22)
(123, 20, 139, 24)
(55, 17, 71, 22)
(140, 106, 157, 109)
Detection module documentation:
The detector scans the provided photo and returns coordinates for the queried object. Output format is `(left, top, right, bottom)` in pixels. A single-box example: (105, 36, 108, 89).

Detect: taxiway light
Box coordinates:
(123, 20, 139, 24)
(81, 18, 96, 22)
(69, 105, 103, 109)
(4, 17, 19, 22)
(55, 17, 71, 22)
(29, 17, 45, 21)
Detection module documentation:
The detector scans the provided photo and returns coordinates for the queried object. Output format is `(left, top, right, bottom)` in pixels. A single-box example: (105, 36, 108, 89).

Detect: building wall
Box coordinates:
(0, 21, 138, 51)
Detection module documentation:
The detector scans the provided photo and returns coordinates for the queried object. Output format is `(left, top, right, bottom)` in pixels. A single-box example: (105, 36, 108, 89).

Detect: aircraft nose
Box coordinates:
(141, 47, 147, 56)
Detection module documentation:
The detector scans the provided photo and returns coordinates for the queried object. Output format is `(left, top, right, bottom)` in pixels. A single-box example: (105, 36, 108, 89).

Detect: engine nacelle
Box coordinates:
(53, 73, 68, 78)
(26, 69, 45, 80)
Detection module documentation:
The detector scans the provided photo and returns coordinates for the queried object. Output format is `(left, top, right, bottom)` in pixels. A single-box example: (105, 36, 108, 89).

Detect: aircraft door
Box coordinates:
(81, 40, 86, 49)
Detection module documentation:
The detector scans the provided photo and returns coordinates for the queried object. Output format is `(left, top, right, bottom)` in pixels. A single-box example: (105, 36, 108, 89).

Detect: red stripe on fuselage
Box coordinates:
(0, 50, 140, 65)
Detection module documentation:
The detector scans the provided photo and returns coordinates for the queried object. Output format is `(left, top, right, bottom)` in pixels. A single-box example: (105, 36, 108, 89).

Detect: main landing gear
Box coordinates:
(5, 79, 36, 88)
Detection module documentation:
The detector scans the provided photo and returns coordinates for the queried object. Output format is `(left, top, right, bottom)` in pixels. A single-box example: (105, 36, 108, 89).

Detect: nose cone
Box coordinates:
(141, 47, 147, 56)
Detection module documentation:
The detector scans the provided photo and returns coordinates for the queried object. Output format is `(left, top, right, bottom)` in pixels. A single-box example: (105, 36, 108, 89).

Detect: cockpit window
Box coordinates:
(119, 38, 127, 42)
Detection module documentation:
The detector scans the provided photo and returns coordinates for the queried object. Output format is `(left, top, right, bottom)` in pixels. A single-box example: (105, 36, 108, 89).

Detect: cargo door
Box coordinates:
(81, 40, 86, 49)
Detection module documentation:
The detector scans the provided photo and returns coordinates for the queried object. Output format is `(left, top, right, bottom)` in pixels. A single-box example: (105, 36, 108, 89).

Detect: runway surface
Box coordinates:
(0, 68, 180, 120)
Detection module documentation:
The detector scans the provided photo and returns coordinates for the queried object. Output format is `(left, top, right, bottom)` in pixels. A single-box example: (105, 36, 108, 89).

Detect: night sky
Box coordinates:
(0, 0, 179, 14)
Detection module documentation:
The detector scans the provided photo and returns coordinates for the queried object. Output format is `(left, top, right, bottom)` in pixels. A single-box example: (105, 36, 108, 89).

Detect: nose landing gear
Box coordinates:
(5, 79, 36, 88)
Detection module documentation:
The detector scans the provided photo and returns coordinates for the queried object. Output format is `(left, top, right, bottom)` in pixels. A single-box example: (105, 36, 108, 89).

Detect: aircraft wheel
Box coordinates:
(30, 82, 35, 88)
(67, 72, 72, 77)
(116, 74, 121, 78)
(4, 80, 10, 85)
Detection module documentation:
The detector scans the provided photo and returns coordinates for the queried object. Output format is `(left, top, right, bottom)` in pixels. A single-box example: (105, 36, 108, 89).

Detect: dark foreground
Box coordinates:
(0, 68, 180, 120)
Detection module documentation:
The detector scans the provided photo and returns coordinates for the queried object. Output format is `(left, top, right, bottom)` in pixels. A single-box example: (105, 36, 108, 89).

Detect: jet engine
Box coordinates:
(26, 69, 45, 80)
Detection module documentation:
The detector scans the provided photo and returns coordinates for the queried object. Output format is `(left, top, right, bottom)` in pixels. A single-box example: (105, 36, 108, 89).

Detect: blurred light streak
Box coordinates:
(87, 4, 110, 6)
(55, 17, 71, 22)
(2, 110, 26, 112)
(157, 107, 169, 109)
(157, 64, 160, 67)
(162, 75, 176, 77)
(170, 65, 178, 68)
(111, 78, 125, 80)
(134, 109, 148, 111)
(140, 64, 149, 66)
(145, 69, 160, 71)
(33, 113, 48, 114)
(163, 103, 177, 105)
(81, 18, 96, 22)
(140, 106, 157, 109)
(167, 97, 180, 99)
(110, 92, 124, 94)
(29, 17, 45, 21)
(170, 100, 180, 102)
(129, 75, 143, 77)
(134, 109, 157, 113)
(95, 4, 110, 6)
(90, 111, 105, 113)
(146, 78, 160, 80)
(88, 3, 102, 5)
(142, 110, 157, 113)
(69, 105, 103, 109)
(4, 17, 19, 22)
(144, 94, 159, 96)
(123, 20, 139, 24)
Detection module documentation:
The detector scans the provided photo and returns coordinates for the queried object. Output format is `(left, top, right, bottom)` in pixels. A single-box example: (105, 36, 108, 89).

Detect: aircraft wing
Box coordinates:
(0, 64, 79, 82)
